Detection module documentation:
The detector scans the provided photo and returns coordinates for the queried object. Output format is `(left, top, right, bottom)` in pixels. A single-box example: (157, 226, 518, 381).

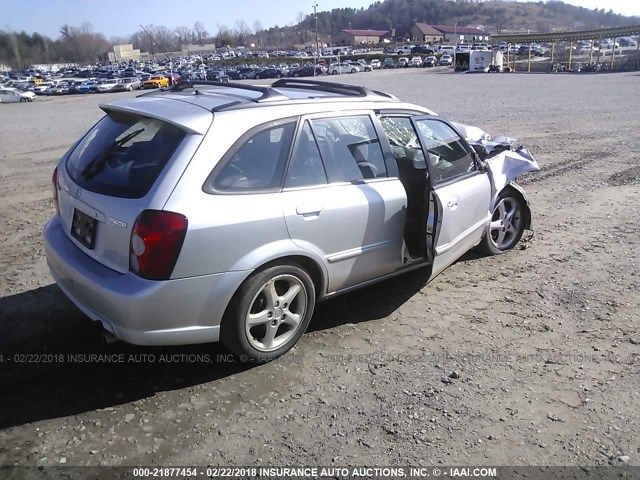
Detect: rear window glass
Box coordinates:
(66, 112, 185, 198)
(211, 122, 295, 192)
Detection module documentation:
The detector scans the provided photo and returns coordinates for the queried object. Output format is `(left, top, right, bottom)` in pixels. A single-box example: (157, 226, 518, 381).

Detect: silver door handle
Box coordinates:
(446, 196, 459, 208)
(296, 204, 324, 216)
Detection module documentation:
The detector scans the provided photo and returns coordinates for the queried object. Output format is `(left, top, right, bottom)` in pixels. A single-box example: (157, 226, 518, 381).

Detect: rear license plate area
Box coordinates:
(71, 209, 97, 250)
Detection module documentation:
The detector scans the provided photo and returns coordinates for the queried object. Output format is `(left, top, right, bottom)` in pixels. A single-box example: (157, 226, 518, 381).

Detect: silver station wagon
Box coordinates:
(44, 79, 539, 361)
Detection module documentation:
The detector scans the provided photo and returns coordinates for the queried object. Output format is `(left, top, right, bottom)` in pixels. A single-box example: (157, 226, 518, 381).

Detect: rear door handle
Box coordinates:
(296, 204, 324, 217)
(446, 196, 459, 209)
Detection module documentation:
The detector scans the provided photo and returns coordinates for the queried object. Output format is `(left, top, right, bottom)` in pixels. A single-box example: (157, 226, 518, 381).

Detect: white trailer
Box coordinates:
(468, 50, 503, 72)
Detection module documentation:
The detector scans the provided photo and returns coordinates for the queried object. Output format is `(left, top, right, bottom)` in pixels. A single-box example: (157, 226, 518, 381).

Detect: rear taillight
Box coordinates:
(52, 167, 60, 216)
(129, 210, 188, 280)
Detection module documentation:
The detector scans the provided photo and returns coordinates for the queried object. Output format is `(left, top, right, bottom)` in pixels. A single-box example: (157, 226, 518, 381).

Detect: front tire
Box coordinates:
(221, 263, 315, 362)
(479, 189, 526, 255)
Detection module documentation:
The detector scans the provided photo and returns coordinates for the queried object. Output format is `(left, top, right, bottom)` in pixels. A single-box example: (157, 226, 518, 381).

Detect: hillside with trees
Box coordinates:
(1, 0, 638, 68)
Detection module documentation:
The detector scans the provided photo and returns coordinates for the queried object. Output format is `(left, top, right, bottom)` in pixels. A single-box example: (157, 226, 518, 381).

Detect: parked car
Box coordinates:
(0, 87, 36, 103)
(95, 79, 120, 93)
(49, 83, 72, 95)
(287, 66, 324, 77)
(78, 80, 97, 93)
(369, 59, 381, 69)
(44, 78, 539, 362)
(356, 60, 372, 72)
(398, 57, 410, 68)
(412, 45, 434, 54)
(409, 56, 423, 67)
(383, 57, 395, 68)
(255, 68, 286, 79)
(143, 75, 169, 89)
(33, 82, 54, 94)
(423, 56, 437, 68)
(166, 73, 181, 86)
(228, 68, 257, 80)
(205, 71, 230, 82)
(328, 63, 360, 75)
(112, 77, 142, 92)
(440, 54, 453, 66)
(67, 81, 85, 95)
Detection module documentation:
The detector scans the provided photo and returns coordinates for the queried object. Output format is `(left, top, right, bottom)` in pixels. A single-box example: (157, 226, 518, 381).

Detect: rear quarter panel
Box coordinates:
(164, 109, 316, 279)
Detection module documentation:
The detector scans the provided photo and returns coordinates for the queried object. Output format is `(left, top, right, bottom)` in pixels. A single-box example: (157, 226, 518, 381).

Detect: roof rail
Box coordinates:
(271, 78, 371, 97)
(138, 80, 289, 103)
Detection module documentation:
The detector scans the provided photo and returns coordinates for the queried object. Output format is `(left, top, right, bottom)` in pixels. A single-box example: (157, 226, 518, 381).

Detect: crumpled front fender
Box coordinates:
(452, 121, 540, 191)
(452, 122, 539, 229)
(485, 146, 539, 194)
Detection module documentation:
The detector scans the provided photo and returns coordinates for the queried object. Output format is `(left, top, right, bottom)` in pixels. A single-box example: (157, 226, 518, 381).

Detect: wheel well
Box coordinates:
(501, 185, 531, 230)
(253, 255, 325, 300)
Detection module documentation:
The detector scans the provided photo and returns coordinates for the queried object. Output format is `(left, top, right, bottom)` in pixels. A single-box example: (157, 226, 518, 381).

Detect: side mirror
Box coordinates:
(471, 143, 489, 161)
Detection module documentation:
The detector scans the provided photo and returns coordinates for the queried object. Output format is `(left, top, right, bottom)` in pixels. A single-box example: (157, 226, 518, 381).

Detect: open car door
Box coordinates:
(410, 116, 492, 278)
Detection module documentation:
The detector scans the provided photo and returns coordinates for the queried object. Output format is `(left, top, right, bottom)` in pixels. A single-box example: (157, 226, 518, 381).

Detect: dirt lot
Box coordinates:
(0, 70, 639, 469)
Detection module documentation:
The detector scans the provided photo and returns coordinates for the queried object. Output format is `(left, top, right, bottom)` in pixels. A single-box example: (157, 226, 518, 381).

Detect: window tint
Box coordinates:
(415, 119, 475, 182)
(379, 116, 426, 168)
(311, 115, 386, 183)
(285, 121, 327, 188)
(214, 122, 295, 191)
(66, 113, 186, 198)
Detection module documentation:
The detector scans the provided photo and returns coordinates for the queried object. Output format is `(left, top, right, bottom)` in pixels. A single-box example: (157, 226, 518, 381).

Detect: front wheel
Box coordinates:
(479, 189, 526, 255)
(221, 264, 315, 362)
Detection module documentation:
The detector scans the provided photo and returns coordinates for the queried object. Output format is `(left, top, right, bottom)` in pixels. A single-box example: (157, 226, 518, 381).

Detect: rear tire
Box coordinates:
(221, 263, 315, 362)
(479, 188, 526, 255)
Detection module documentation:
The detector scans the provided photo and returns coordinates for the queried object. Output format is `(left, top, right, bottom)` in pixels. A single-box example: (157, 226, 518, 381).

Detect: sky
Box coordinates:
(1, 0, 639, 39)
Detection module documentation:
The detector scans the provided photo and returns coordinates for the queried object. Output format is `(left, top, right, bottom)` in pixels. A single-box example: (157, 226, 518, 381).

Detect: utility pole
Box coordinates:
(313, 2, 319, 76)
(453, 22, 458, 71)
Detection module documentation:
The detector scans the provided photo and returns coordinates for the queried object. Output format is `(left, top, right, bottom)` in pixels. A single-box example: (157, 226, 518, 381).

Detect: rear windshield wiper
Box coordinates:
(81, 128, 144, 180)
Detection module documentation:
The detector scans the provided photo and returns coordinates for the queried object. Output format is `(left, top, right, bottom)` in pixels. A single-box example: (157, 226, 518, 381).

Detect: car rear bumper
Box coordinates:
(43, 217, 250, 346)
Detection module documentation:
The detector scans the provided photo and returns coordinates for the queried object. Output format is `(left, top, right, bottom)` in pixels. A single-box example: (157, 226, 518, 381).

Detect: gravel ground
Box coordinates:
(0, 70, 639, 468)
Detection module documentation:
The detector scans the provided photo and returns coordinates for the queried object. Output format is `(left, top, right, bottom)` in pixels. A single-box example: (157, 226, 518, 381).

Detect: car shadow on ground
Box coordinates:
(0, 266, 434, 429)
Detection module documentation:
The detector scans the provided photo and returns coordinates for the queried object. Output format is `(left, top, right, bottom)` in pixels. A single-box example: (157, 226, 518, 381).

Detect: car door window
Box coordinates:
(379, 116, 426, 168)
(285, 121, 327, 188)
(311, 115, 387, 183)
(415, 120, 475, 183)
(213, 122, 295, 191)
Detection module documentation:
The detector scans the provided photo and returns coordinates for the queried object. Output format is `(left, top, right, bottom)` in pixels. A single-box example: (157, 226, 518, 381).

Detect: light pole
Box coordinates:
(453, 22, 458, 70)
(313, 2, 319, 76)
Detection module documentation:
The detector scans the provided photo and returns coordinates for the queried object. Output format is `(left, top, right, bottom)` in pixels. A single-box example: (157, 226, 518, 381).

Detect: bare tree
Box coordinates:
(234, 19, 251, 45)
(59, 23, 109, 63)
(7, 31, 22, 67)
(215, 23, 233, 46)
(153, 25, 174, 52)
(175, 26, 194, 45)
(193, 21, 208, 42)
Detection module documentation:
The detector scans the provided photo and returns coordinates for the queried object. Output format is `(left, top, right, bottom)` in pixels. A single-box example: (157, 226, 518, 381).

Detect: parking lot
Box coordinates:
(0, 68, 639, 467)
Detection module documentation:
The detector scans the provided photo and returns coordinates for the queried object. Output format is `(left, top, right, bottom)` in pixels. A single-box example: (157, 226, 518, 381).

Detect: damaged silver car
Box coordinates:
(44, 79, 539, 361)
